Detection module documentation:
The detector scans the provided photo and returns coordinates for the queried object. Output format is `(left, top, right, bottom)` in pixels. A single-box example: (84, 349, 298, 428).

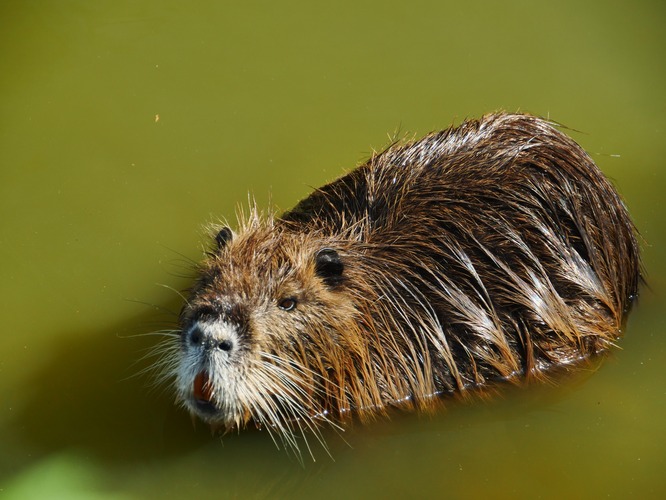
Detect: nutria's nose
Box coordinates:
(187, 322, 236, 353)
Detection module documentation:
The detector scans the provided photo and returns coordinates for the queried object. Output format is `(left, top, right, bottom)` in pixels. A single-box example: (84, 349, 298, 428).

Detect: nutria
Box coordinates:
(164, 112, 640, 456)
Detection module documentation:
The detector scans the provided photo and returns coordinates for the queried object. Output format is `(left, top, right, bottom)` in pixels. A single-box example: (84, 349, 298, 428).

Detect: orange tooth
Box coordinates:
(193, 371, 214, 401)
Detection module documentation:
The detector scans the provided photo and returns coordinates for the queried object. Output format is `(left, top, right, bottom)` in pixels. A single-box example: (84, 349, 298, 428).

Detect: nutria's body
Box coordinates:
(169, 113, 639, 454)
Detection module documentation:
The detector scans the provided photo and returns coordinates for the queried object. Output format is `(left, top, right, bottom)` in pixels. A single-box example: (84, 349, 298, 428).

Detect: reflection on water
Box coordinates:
(1, 0, 665, 498)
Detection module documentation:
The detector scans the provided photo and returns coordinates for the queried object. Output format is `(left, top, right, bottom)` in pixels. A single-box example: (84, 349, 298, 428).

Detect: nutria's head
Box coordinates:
(175, 216, 366, 447)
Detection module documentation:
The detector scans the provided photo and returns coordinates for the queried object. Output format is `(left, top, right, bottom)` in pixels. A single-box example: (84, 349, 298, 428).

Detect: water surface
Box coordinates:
(1, 1, 664, 498)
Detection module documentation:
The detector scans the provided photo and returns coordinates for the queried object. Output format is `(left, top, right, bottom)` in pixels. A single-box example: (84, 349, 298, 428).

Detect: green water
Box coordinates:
(1, 1, 664, 498)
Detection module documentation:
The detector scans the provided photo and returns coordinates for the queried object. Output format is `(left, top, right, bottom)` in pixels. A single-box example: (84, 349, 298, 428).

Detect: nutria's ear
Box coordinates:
(215, 227, 233, 249)
(315, 248, 344, 287)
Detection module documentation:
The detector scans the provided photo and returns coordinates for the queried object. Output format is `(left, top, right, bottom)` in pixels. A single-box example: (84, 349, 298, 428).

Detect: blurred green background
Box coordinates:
(1, 1, 664, 498)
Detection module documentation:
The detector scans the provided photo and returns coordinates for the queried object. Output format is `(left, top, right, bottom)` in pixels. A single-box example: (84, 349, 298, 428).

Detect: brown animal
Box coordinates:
(164, 112, 640, 456)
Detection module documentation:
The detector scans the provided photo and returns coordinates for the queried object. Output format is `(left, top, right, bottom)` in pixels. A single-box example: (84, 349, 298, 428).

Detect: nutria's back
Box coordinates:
(280, 113, 639, 381)
(170, 112, 640, 456)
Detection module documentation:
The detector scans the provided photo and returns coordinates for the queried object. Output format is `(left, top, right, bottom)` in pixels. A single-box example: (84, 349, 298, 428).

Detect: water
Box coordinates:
(1, 1, 664, 498)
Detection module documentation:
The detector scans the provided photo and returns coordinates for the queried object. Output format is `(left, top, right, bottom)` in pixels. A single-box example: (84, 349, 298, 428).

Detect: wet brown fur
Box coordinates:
(169, 112, 640, 454)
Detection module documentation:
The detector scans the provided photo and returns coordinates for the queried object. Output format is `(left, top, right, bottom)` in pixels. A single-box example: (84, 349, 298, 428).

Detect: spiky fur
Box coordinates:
(166, 113, 640, 457)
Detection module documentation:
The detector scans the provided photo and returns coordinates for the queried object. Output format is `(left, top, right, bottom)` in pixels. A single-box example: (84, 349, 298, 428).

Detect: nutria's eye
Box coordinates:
(215, 227, 233, 249)
(315, 248, 344, 287)
(278, 298, 297, 311)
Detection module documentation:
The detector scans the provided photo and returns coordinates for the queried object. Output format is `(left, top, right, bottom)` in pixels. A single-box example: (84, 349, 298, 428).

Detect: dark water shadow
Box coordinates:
(2, 307, 185, 464)
(1, 299, 344, 491)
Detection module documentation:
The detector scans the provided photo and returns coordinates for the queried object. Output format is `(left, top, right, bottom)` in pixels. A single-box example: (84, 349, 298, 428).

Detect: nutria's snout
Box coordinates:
(178, 319, 245, 422)
(164, 112, 641, 457)
(183, 321, 238, 355)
